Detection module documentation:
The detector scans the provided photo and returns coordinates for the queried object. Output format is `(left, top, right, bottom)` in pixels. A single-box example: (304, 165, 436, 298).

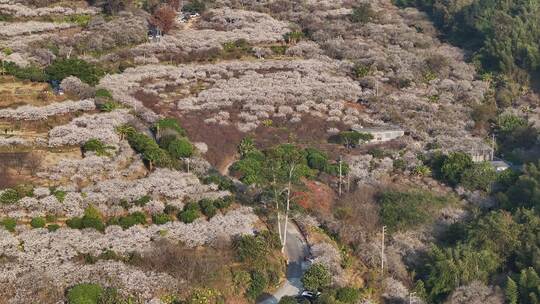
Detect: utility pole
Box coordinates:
(185, 158, 190, 173)
(491, 133, 495, 161)
(381, 225, 386, 272)
(347, 171, 350, 193)
(338, 156, 342, 196)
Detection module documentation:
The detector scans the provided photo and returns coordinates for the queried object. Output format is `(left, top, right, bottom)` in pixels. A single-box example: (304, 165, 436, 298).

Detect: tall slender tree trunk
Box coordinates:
(282, 180, 291, 253)
(281, 166, 294, 253)
(272, 173, 283, 245)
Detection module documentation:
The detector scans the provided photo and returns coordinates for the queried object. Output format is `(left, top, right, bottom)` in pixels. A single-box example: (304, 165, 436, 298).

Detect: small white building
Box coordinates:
(351, 126, 405, 143)
(490, 160, 511, 172)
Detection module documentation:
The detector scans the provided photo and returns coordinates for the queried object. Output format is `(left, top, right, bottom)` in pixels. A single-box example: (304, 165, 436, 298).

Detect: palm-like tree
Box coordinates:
(116, 124, 135, 141)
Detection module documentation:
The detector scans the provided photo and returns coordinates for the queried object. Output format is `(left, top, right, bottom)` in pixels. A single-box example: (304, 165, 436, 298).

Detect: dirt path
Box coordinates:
(218, 153, 237, 176)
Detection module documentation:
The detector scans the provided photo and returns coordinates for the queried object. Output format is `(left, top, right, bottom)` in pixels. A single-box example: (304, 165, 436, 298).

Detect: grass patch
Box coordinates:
(379, 189, 458, 231)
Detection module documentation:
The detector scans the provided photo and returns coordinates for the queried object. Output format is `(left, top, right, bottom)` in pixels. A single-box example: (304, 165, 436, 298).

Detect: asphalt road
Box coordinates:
(258, 220, 310, 304)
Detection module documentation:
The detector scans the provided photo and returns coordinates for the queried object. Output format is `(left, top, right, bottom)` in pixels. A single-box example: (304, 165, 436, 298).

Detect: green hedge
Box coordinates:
(45, 58, 104, 86)
(1, 61, 47, 82)
(178, 203, 201, 224)
(0, 189, 20, 205)
(66, 283, 103, 304)
(108, 212, 146, 229)
(1, 218, 16, 232)
(30, 217, 46, 228)
(152, 213, 172, 225)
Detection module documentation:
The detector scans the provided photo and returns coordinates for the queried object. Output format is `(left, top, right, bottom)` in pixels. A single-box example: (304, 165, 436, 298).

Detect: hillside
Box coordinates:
(0, 0, 539, 304)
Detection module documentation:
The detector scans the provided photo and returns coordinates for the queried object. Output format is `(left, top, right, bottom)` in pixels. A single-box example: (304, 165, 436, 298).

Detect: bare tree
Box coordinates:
(149, 5, 177, 35)
(25, 152, 43, 177)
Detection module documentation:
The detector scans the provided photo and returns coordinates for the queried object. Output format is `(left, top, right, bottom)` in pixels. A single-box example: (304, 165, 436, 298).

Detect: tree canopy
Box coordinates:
(394, 0, 540, 83)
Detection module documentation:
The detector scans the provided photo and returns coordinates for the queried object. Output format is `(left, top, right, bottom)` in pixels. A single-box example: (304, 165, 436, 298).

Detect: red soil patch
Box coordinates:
(294, 180, 336, 216)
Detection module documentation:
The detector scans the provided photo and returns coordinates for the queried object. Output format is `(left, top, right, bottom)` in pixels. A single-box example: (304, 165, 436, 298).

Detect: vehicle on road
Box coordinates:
(301, 291, 321, 299)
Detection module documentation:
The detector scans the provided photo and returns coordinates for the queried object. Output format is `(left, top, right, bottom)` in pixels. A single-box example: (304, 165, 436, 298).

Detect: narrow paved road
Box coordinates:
(259, 220, 310, 304)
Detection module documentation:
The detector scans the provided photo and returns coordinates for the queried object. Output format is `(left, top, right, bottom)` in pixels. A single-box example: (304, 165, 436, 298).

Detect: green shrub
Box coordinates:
(246, 270, 268, 300)
(66, 205, 105, 231)
(279, 296, 298, 304)
(127, 131, 170, 169)
(231, 153, 265, 185)
(393, 158, 407, 171)
(82, 139, 113, 157)
(302, 264, 331, 291)
(199, 199, 217, 218)
(98, 250, 123, 261)
(178, 208, 200, 224)
(52, 189, 67, 203)
(116, 212, 147, 229)
(98, 101, 122, 112)
(324, 162, 350, 176)
(158, 134, 177, 150)
(66, 217, 83, 229)
(0, 189, 20, 205)
(81, 216, 105, 231)
(270, 45, 288, 55)
(0, 14, 12, 21)
(13, 184, 33, 198)
(306, 148, 329, 171)
(335, 287, 361, 303)
(45, 58, 104, 85)
(353, 62, 371, 78)
(1, 61, 46, 82)
(167, 138, 194, 158)
(1, 218, 16, 232)
(59, 14, 92, 27)
(234, 234, 268, 263)
(412, 165, 432, 177)
(163, 204, 179, 215)
(461, 162, 497, 191)
(94, 88, 113, 99)
(47, 224, 60, 232)
(214, 196, 233, 210)
(30, 217, 46, 228)
(66, 283, 103, 304)
(439, 152, 473, 186)
(368, 148, 389, 159)
(84, 205, 102, 219)
(203, 173, 235, 191)
(283, 31, 304, 43)
(133, 195, 151, 206)
(152, 118, 186, 137)
(152, 213, 172, 225)
(267, 231, 284, 251)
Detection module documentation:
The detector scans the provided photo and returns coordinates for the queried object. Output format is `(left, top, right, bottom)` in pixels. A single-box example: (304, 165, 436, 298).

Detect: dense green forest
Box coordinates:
(394, 0, 540, 87)
(413, 162, 540, 303)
